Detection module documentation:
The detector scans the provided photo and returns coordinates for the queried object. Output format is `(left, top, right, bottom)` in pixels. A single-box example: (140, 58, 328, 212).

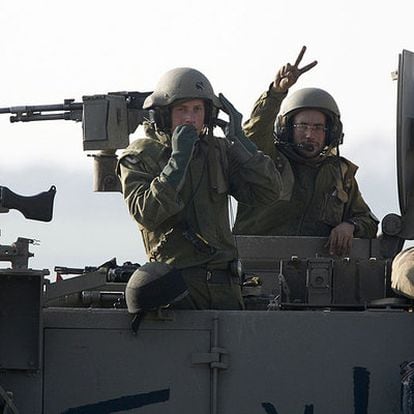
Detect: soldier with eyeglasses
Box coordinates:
(233, 47, 378, 257)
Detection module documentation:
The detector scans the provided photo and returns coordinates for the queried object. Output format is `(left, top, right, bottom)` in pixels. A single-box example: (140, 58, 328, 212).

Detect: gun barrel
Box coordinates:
(0, 107, 11, 114)
(0, 92, 152, 125)
(54, 266, 98, 275)
(0, 101, 83, 122)
(10, 111, 81, 122)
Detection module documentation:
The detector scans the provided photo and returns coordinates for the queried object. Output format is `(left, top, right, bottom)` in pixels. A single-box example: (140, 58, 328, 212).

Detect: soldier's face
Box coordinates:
(292, 110, 327, 158)
(171, 99, 206, 135)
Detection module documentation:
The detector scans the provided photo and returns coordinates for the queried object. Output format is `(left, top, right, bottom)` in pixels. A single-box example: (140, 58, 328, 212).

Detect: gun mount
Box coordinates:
(0, 237, 37, 270)
(0, 186, 56, 271)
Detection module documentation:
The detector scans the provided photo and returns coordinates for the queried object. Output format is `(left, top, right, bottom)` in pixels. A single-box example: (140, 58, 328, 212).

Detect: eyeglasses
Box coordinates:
(293, 123, 327, 133)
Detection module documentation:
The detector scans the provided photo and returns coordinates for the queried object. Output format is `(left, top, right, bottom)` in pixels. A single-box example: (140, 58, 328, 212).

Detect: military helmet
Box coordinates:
(275, 87, 344, 146)
(143, 67, 220, 132)
(143, 67, 221, 109)
(125, 261, 188, 315)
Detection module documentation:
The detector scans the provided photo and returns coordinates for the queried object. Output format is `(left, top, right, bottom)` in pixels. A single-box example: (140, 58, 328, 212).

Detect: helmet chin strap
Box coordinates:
(274, 138, 315, 152)
(296, 142, 315, 152)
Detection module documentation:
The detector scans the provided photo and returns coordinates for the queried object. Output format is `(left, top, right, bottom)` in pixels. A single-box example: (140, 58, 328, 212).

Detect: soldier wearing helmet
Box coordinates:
(234, 47, 378, 257)
(117, 67, 282, 309)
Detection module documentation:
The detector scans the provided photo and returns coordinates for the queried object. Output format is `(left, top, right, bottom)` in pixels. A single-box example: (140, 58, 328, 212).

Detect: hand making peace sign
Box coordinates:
(272, 46, 318, 93)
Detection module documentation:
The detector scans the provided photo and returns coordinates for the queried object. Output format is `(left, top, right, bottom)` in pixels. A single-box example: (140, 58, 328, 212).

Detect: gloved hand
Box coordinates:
(219, 93, 257, 163)
(160, 124, 199, 191)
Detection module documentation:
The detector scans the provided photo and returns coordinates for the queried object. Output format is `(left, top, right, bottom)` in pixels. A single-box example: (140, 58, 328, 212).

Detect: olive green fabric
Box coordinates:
(173, 267, 244, 310)
(233, 87, 379, 238)
(117, 125, 281, 308)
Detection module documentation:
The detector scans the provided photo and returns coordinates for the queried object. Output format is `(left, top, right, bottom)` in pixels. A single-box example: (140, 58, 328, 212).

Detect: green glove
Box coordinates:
(219, 93, 257, 162)
(161, 124, 199, 191)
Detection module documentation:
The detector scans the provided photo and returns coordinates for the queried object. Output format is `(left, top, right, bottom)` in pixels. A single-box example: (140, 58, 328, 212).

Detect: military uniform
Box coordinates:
(118, 125, 281, 309)
(233, 87, 378, 238)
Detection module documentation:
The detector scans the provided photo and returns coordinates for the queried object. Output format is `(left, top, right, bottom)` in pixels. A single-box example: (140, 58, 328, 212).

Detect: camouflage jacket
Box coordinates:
(233, 88, 379, 238)
(117, 125, 281, 269)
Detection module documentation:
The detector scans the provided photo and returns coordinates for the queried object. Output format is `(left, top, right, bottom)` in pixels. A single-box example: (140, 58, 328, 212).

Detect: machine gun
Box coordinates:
(0, 186, 56, 269)
(0, 91, 152, 192)
(54, 258, 140, 283)
(46, 259, 141, 307)
(0, 91, 152, 150)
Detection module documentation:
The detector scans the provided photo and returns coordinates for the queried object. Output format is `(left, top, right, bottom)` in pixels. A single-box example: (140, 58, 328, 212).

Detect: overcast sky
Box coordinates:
(0, 0, 413, 276)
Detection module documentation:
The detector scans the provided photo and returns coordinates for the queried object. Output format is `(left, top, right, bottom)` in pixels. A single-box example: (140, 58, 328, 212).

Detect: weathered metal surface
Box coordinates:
(3, 306, 412, 413)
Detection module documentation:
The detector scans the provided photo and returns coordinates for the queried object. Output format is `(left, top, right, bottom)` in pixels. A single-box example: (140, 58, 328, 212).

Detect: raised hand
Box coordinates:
(273, 46, 318, 93)
(160, 124, 199, 191)
(219, 93, 257, 161)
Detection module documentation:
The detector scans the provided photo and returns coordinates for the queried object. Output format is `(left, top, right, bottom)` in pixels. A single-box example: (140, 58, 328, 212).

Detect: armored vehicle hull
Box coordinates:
(2, 235, 413, 414)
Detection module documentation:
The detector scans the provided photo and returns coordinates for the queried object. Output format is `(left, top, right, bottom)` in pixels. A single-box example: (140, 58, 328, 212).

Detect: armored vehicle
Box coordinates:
(1, 50, 414, 414)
